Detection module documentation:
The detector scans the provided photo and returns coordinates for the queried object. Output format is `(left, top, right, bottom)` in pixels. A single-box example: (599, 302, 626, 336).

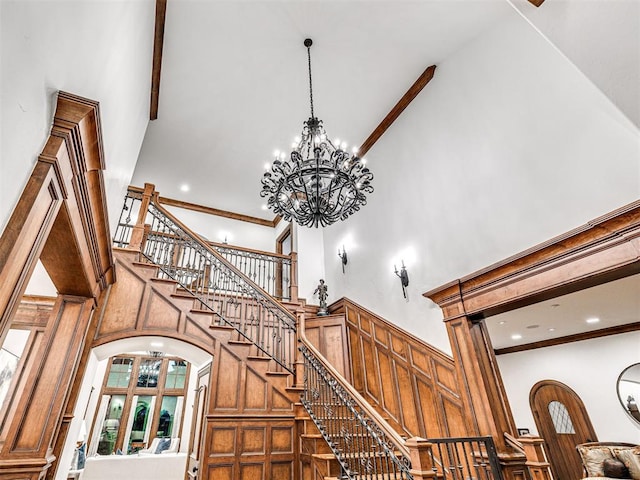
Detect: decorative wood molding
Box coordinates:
(128, 185, 279, 227)
(150, 0, 167, 120)
(359, 65, 436, 157)
(424, 200, 640, 320)
(0, 91, 115, 339)
(528, 0, 545, 7)
(495, 321, 640, 355)
(328, 298, 466, 440)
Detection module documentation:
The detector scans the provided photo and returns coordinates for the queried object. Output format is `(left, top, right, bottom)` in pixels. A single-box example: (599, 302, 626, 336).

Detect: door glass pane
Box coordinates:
(157, 395, 179, 438)
(129, 395, 153, 453)
(165, 360, 187, 389)
(137, 359, 162, 387)
(106, 357, 133, 388)
(548, 400, 576, 434)
(97, 395, 125, 454)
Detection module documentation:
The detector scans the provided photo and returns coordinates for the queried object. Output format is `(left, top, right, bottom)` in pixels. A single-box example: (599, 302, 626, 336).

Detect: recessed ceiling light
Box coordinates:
(499, 321, 506, 325)
(586, 317, 600, 324)
(548, 327, 556, 332)
(511, 334, 522, 340)
(150, 341, 164, 348)
(261, 204, 268, 210)
(180, 184, 190, 192)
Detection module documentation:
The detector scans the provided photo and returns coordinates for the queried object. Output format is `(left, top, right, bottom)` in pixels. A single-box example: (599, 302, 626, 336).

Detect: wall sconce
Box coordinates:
(394, 261, 409, 298)
(338, 246, 348, 273)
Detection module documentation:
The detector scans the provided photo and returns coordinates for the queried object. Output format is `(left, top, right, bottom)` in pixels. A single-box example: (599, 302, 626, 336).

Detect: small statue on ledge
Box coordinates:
(314, 279, 328, 316)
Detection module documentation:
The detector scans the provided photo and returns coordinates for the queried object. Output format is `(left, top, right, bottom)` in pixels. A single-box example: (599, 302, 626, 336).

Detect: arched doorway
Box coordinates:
(530, 380, 598, 480)
(58, 336, 212, 479)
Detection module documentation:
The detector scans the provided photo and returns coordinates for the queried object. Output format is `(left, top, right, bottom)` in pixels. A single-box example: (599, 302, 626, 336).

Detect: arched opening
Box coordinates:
(59, 336, 212, 480)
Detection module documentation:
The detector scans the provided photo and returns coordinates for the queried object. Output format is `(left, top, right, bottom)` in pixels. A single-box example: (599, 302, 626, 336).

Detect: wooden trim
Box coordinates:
(150, 0, 167, 120)
(359, 65, 436, 157)
(495, 321, 640, 355)
(528, 0, 545, 6)
(424, 200, 640, 320)
(209, 240, 290, 260)
(144, 189, 278, 227)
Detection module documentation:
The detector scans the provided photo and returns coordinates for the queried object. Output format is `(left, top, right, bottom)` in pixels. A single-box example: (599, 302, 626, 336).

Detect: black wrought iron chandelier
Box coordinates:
(260, 38, 374, 228)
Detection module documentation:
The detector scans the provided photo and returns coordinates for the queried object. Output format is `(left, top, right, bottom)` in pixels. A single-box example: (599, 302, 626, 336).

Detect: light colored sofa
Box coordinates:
(577, 442, 639, 480)
(82, 452, 187, 480)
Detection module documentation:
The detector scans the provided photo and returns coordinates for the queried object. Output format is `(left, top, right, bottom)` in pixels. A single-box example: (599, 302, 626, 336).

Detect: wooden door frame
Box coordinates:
(275, 224, 293, 299)
(0, 91, 115, 480)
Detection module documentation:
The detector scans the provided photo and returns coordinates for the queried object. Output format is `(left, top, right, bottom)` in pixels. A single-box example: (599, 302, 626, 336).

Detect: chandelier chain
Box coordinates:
(307, 42, 314, 119)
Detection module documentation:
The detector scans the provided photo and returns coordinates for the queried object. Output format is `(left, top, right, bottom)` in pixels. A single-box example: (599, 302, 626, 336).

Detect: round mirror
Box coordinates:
(617, 363, 640, 424)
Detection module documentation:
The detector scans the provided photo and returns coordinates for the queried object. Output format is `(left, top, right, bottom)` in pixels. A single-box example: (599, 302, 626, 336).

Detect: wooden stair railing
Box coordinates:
(298, 312, 504, 480)
(329, 298, 466, 441)
(113, 184, 298, 302)
(298, 312, 415, 479)
(504, 433, 553, 480)
(112, 184, 298, 373)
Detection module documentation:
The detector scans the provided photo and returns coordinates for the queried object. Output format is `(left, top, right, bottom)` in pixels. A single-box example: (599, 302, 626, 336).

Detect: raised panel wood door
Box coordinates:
(530, 380, 598, 480)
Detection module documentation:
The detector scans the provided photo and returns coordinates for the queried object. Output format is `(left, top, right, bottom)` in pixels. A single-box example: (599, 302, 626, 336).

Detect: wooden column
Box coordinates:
(434, 285, 526, 480)
(289, 251, 299, 303)
(0, 295, 94, 480)
(127, 182, 155, 251)
(405, 437, 437, 480)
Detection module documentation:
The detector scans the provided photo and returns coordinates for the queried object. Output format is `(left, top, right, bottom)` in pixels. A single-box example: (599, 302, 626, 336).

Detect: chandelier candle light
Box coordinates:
(261, 38, 374, 228)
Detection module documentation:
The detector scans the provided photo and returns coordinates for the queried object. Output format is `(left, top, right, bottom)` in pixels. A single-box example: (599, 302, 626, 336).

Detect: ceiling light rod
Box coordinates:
(260, 38, 374, 228)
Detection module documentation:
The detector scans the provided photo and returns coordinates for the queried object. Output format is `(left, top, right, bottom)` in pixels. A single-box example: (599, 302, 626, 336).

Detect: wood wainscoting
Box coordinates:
(328, 298, 467, 440)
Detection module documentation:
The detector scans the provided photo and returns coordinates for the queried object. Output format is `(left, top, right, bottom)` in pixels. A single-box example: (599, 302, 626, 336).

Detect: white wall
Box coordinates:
(295, 225, 326, 304)
(497, 332, 640, 443)
(0, 0, 155, 234)
(321, 9, 640, 354)
(508, 0, 640, 128)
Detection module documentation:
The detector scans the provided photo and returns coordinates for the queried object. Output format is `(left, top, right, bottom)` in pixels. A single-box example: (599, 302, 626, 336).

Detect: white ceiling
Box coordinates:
(132, 0, 513, 220)
(487, 273, 640, 350)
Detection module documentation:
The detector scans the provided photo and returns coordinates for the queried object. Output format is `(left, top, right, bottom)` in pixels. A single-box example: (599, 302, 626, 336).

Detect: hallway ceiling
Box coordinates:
(486, 273, 640, 350)
(131, 0, 513, 220)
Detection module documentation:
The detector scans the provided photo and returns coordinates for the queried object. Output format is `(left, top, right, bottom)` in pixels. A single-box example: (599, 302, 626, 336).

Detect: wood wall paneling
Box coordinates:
(304, 315, 350, 382)
(329, 298, 466, 440)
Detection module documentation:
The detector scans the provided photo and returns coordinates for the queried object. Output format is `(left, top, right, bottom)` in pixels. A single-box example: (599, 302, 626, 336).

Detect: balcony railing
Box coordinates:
(113, 186, 297, 373)
(113, 186, 296, 302)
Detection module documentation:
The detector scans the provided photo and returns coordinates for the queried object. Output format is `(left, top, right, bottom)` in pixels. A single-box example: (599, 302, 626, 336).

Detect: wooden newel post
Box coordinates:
(128, 182, 155, 251)
(519, 436, 554, 480)
(289, 251, 299, 303)
(405, 437, 437, 480)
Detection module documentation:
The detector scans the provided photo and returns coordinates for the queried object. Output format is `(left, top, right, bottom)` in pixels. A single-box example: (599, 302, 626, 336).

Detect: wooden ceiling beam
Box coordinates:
(358, 64, 436, 157)
(150, 0, 167, 120)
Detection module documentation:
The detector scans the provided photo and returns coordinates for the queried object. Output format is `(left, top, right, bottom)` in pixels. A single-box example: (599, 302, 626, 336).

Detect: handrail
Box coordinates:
(208, 241, 291, 261)
(298, 313, 413, 478)
(504, 432, 525, 454)
(113, 186, 295, 301)
(114, 188, 297, 372)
